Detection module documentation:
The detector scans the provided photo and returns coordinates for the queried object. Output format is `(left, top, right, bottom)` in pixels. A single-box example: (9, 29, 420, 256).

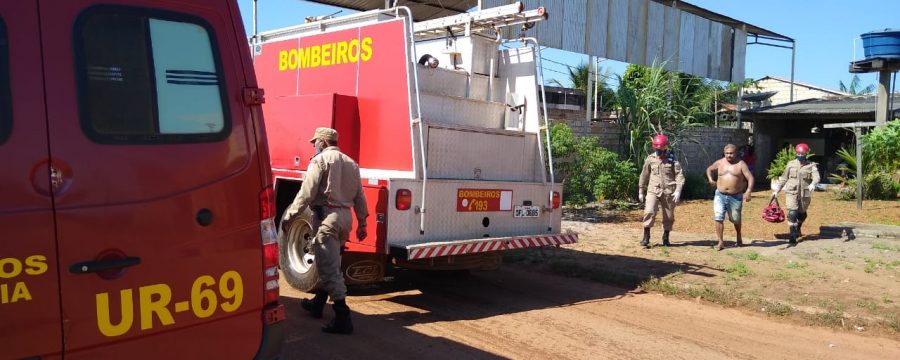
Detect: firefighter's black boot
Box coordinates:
(301, 290, 327, 319)
(662, 230, 671, 247)
(322, 299, 353, 334)
(788, 225, 799, 245)
(640, 227, 651, 248)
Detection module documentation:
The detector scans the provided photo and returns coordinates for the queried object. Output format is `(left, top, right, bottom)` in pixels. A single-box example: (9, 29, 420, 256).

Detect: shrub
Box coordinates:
(548, 122, 638, 205)
(593, 155, 639, 201)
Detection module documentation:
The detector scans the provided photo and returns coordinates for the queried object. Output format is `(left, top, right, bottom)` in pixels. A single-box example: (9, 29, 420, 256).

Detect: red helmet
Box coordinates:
(794, 143, 809, 155)
(652, 134, 668, 150)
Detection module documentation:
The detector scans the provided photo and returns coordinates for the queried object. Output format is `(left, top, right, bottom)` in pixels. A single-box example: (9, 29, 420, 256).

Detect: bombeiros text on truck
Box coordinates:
(251, 1, 578, 292)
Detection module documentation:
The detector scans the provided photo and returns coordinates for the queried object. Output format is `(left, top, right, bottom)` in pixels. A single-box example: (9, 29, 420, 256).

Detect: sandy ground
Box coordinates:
(279, 268, 900, 359)
(551, 190, 900, 335)
(276, 190, 899, 358)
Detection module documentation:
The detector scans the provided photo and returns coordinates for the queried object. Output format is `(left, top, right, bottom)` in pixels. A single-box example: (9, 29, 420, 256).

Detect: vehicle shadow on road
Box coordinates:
(278, 294, 507, 360)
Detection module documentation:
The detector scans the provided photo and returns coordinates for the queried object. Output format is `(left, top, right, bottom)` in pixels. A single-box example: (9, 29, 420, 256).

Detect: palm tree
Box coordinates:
(550, 62, 615, 111)
(839, 75, 875, 95)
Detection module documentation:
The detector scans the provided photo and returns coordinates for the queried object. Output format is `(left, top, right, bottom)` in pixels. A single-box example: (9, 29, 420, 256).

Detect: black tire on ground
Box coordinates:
(279, 209, 319, 293)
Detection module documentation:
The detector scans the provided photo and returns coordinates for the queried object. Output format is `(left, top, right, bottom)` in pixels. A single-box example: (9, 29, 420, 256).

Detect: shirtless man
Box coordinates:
(705, 144, 755, 250)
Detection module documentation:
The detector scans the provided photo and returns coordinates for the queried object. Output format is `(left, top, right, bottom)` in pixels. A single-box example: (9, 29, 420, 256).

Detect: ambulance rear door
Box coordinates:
(39, 1, 266, 357)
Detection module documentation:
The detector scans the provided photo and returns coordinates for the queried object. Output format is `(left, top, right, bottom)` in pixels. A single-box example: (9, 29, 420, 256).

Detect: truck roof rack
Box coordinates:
(412, 1, 547, 39)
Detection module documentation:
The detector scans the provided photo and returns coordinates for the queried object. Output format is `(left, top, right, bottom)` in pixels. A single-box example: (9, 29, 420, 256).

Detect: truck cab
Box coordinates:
(0, 1, 283, 358)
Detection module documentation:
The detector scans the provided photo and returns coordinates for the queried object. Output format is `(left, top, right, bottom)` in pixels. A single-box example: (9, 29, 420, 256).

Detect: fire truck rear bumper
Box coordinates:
(389, 233, 578, 261)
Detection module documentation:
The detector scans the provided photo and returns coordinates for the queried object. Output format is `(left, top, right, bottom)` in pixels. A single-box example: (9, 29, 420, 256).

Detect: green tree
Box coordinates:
(614, 62, 720, 163)
(551, 61, 617, 111)
(839, 75, 875, 95)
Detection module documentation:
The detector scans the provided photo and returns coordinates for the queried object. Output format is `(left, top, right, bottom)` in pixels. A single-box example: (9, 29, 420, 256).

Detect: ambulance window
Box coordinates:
(0, 19, 10, 145)
(74, 7, 229, 144)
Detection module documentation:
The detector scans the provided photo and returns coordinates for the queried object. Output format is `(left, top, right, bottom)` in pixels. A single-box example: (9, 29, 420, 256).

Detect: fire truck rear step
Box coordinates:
(389, 233, 578, 260)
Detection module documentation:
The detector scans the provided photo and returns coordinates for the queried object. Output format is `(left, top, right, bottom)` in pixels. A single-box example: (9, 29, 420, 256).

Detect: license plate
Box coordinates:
(514, 205, 540, 218)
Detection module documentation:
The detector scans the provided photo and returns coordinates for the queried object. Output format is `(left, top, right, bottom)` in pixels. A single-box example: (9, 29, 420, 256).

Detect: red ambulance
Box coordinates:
(0, 0, 283, 358)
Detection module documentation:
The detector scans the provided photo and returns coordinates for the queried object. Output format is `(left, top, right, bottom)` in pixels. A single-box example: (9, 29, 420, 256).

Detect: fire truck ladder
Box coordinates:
(412, 1, 547, 38)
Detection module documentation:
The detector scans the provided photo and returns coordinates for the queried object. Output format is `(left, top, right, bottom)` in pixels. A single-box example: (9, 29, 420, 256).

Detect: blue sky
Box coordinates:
(238, 0, 898, 92)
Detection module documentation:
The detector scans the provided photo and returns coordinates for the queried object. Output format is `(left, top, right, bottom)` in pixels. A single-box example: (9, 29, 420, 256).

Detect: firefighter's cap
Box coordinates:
(309, 127, 339, 143)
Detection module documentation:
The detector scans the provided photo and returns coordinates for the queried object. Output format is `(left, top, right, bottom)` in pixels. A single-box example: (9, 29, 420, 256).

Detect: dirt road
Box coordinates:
(279, 267, 899, 359)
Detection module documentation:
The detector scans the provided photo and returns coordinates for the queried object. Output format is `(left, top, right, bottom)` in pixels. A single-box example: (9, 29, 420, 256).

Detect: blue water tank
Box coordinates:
(862, 29, 900, 59)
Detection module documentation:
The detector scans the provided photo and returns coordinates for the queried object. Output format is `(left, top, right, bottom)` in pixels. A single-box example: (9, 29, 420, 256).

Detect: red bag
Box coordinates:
(762, 196, 785, 223)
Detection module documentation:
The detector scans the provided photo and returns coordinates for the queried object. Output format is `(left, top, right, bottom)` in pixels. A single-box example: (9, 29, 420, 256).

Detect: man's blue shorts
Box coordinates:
(713, 189, 743, 224)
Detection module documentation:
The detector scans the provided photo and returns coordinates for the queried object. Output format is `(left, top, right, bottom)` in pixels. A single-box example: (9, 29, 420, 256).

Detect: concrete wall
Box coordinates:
(548, 108, 622, 154)
(547, 107, 749, 180)
(675, 127, 751, 177)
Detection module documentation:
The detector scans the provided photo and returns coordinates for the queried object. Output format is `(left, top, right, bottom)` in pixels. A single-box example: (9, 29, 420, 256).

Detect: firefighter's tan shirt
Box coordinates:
(284, 146, 368, 224)
(639, 152, 685, 196)
(777, 159, 820, 197)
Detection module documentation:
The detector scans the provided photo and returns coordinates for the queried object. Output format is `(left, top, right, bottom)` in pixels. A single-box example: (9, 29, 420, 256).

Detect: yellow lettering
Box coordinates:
(191, 275, 218, 319)
(336, 41, 348, 64)
(300, 48, 310, 69)
(219, 271, 244, 313)
(348, 39, 359, 63)
(0, 258, 22, 279)
(288, 49, 299, 70)
(139, 284, 174, 330)
(25, 255, 48, 276)
(310, 45, 321, 68)
(278, 50, 288, 71)
(10, 282, 31, 302)
(360, 37, 373, 61)
(1, 283, 7, 304)
(96, 289, 134, 337)
(321, 43, 332, 66)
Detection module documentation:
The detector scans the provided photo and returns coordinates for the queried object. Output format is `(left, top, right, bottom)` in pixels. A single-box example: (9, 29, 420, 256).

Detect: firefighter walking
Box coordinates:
(282, 127, 369, 334)
(638, 134, 685, 248)
(772, 143, 819, 244)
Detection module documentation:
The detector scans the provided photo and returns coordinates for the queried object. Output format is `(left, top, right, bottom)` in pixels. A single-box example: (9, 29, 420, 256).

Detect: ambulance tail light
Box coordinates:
(260, 186, 281, 308)
(396, 189, 412, 210)
(552, 191, 561, 209)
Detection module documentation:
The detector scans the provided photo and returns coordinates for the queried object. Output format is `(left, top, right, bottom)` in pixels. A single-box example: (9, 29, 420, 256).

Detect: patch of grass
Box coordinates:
(771, 271, 793, 280)
(862, 258, 898, 273)
(785, 260, 808, 269)
(872, 241, 900, 252)
(798, 252, 819, 261)
(823, 247, 834, 254)
(817, 298, 845, 311)
(640, 278, 748, 307)
(885, 313, 900, 333)
(883, 293, 894, 304)
(725, 261, 752, 277)
(760, 300, 794, 316)
(730, 251, 762, 261)
(810, 310, 846, 328)
(660, 247, 670, 257)
(856, 298, 880, 312)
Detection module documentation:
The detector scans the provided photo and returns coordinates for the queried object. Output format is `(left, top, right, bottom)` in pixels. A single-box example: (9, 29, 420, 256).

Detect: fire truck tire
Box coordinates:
(280, 210, 320, 292)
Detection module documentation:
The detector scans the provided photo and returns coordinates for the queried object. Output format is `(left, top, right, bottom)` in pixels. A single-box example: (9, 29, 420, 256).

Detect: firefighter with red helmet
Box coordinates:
(638, 134, 685, 248)
(772, 143, 820, 244)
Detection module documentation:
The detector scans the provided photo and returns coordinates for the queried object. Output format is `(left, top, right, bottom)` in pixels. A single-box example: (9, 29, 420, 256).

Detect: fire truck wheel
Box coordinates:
(280, 210, 320, 292)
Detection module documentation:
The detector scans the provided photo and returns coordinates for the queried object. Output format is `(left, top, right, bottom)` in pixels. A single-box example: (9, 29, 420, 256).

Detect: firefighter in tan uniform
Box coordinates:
(772, 143, 819, 244)
(283, 127, 368, 334)
(638, 134, 685, 248)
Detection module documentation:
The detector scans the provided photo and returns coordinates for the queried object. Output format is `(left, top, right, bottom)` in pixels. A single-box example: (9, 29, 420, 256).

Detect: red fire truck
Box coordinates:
(253, 2, 577, 291)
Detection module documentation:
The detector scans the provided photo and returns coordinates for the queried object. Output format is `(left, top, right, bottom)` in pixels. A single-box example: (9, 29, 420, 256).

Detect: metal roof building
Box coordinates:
(740, 95, 900, 181)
